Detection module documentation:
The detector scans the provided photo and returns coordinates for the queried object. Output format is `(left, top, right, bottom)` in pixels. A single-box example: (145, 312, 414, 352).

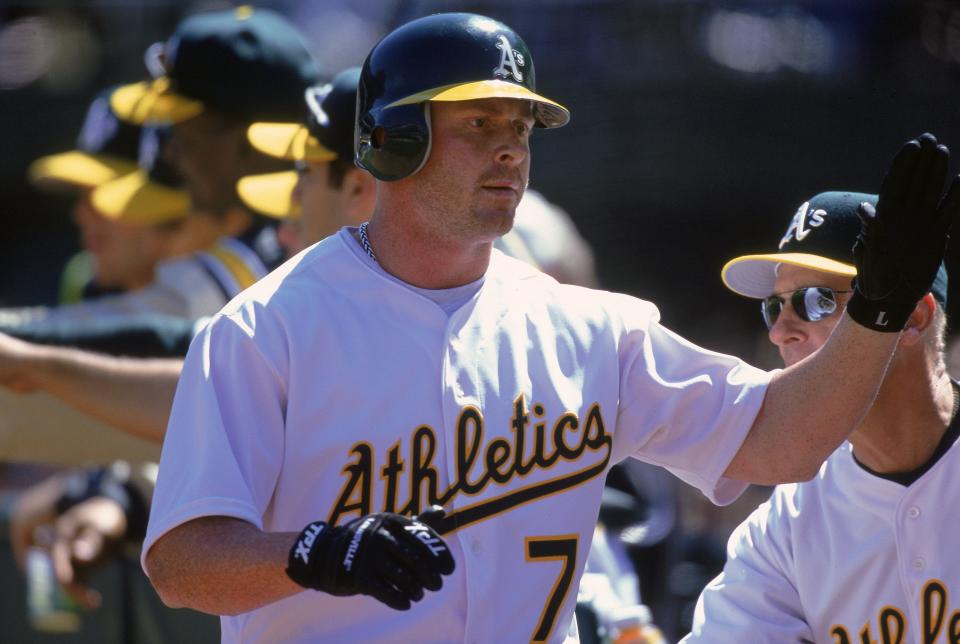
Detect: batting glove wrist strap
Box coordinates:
(285, 512, 455, 611)
(845, 290, 914, 332)
(848, 133, 960, 332)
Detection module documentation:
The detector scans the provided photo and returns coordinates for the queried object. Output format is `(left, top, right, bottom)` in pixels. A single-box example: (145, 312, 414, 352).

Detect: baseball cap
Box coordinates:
(90, 126, 190, 226)
(236, 171, 299, 219)
(110, 6, 321, 125)
(722, 191, 948, 304)
(237, 68, 361, 219)
(28, 86, 140, 190)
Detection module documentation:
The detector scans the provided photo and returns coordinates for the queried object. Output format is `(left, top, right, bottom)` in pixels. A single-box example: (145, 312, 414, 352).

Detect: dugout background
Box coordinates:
(2, 0, 960, 367)
(1, 1, 958, 640)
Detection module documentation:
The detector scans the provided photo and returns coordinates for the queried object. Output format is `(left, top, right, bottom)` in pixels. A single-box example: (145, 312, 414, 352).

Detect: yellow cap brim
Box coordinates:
(91, 170, 190, 225)
(247, 122, 336, 162)
(721, 253, 857, 298)
(236, 171, 299, 219)
(386, 80, 569, 128)
(28, 151, 138, 190)
(110, 79, 204, 125)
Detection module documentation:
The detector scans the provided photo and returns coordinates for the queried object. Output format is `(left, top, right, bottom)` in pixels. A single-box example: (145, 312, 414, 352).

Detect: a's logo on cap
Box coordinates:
(144, 41, 167, 79)
(78, 97, 120, 153)
(154, 36, 180, 77)
(778, 201, 827, 249)
(493, 34, 524, 83)
(306, 83, 333, 127)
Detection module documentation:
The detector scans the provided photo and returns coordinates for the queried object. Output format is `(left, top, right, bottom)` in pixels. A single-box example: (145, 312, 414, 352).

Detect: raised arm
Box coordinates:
(0, 331, 181, 442)
(726, 133, 960, 484)
(726, 317, 897, 483)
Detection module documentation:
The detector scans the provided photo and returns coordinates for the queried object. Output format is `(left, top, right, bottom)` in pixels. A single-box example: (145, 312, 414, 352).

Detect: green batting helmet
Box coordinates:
(355, 12, 570, 181)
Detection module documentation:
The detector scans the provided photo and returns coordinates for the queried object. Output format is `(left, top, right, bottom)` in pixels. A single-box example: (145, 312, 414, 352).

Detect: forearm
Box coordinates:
(726, 313, 899, 484)
(23, 346, 180, 442)
(146, 516, 302, 615)
(3, 314, 196, 358)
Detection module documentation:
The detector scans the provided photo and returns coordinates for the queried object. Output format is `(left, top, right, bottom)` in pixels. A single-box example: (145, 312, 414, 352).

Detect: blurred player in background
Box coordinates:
(0, 7, 320, 330)
(26, 87, 190, 302)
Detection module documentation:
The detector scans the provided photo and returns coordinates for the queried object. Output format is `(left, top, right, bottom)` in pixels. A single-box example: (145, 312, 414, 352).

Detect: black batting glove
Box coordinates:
(847, 133, 960, 331)
(286, 510, 456, 611)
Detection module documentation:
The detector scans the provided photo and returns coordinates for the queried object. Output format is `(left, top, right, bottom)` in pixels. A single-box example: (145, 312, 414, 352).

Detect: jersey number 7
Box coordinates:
(525, 535, 579, 643)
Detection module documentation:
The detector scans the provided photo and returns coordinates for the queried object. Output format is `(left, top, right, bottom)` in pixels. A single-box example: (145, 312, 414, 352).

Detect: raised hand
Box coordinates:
(847, 133, 960, 331)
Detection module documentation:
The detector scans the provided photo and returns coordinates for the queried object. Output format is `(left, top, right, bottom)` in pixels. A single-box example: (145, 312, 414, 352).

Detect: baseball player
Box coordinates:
(0, 7, 320, 331)
(684, 189, 958, 644)
(237, 68, 378, 256)
(237, 69, 599, 286)
(27, 88, 191, 302)
(147, 14, 955, 644)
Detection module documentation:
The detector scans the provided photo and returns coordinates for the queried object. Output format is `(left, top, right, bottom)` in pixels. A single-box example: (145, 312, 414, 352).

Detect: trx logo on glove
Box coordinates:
(405, 522, 449, 557)
(286, 511, 457, 612)
(294, 521, 325, 564)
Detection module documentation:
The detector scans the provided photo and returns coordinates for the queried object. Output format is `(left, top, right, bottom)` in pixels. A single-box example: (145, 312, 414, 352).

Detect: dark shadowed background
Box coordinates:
(3, 0, 960, 369)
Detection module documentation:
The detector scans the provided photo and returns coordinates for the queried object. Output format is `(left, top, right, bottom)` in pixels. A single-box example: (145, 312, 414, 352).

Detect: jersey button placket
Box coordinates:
(443, 324, 475, 641)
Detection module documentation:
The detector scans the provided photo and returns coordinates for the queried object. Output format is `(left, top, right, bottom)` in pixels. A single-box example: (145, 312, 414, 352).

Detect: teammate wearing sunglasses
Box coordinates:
(684, 191, 957, 643)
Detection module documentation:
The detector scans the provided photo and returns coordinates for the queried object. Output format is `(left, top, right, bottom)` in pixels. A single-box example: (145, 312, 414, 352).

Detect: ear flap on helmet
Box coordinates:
(356, 103, 432, 182)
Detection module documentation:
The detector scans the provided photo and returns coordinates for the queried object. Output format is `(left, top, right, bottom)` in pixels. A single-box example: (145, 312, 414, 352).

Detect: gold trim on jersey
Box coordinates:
(206, 245, 259, 291)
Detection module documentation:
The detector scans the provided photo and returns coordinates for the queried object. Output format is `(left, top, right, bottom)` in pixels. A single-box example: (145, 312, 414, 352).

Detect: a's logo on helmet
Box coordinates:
(778, 201, 827, 249)
(493, 34, 524, 83)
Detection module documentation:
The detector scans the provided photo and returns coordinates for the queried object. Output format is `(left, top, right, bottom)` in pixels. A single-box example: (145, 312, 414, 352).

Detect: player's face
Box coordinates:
(169, 112, 248, 215)
(293, 161, 350, 250)
(170, 111, 285, 216)
(767, 264, 853, 367)
(72, 192, 182, 291)
(409, 98, 534, 241)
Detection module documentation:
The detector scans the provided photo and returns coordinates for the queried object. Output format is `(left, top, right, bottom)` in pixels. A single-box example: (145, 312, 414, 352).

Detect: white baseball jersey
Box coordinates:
(145, 228, 770, 644)
(684, 434, 960, 644)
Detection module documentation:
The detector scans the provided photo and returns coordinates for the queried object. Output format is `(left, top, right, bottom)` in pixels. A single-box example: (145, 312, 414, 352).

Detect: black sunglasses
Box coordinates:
(761, 286, 852, 329)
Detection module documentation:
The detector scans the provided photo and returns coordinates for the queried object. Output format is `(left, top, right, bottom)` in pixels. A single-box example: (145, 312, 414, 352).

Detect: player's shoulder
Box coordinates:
(490, 249, 656, 316)
(215, 232, 347, 318)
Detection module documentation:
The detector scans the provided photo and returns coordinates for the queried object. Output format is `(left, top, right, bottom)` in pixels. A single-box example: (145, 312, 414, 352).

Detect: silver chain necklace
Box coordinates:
(358, 221, 377, 262)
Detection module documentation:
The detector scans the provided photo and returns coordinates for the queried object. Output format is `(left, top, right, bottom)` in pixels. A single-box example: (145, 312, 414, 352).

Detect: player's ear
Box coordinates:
(899, 293, 936, 346)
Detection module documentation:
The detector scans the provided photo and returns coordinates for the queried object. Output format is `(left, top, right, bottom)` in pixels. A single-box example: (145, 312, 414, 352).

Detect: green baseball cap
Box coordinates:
(111, 6, 321, 125)
(29, 86, 140, 190)
(722, 191, 947, 304)
(238, 68, 361, 219)
(91, 126, 190, 226)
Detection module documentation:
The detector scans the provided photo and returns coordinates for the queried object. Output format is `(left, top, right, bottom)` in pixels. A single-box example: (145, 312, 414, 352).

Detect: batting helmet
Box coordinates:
(355, 13, 570, 181)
